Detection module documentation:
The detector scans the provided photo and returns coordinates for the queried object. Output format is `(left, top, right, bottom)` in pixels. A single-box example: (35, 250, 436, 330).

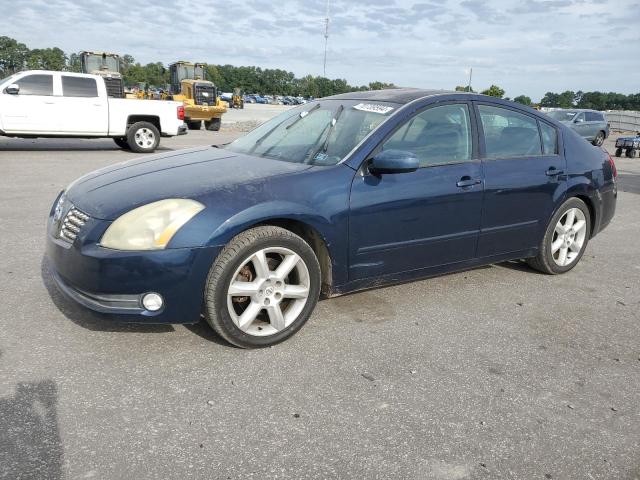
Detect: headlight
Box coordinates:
(100, 199, 205, 250)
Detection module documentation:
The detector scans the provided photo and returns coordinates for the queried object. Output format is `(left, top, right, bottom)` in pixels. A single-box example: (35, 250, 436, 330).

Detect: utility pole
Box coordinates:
(323, 0, 330, 77)
(467, 67, 473, 92)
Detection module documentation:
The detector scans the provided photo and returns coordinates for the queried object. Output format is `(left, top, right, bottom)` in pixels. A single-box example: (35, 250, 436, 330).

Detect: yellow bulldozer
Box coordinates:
(80, 51, 130, 98)
(169, 61, 226, 131)
(231, 87, 244, 109)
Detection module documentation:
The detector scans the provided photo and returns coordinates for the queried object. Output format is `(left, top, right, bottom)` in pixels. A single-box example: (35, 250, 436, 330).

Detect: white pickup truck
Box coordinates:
(0, 70, 187, 153)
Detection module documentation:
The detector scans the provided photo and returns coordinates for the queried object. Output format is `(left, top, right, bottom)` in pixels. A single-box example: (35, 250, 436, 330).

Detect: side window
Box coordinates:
(62, 76, 98, 97)
(539, 122, 558, 155)
(574, 112, 585, 123)
(12, 74, 53, 96)
(478, 105, 542, 158)
(382, 103, 472, 167)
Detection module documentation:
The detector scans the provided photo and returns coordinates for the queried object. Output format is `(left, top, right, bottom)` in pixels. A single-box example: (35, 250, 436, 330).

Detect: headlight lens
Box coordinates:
(100, 199, 205, 250)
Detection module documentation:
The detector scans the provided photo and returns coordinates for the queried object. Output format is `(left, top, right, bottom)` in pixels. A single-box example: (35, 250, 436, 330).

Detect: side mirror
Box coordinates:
(5, 83, 19, 95)
(574, 117, 583, 123)
(369, 149, 419, 175)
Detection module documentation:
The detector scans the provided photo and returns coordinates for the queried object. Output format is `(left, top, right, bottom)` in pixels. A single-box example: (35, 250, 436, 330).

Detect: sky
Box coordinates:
(2, 0, 639, 101)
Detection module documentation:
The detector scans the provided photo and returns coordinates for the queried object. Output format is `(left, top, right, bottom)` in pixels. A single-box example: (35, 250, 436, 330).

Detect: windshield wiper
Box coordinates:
(319, 105, 344, 153)
(286, 103, 320, 130)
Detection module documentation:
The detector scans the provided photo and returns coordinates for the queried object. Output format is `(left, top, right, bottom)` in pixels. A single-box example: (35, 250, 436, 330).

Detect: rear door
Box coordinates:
(59, 75, 108, 135)
(572, 112, 591, 139)
(475, 103, 566, 257)
(0, 73, 58, 133)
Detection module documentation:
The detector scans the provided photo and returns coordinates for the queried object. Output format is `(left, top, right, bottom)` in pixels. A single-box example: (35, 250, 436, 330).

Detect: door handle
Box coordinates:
(456, 177, 482, 188)
(545, 167, 565, 176)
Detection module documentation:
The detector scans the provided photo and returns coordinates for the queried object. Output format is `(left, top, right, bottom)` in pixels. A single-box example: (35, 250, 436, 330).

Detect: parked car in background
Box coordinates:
(46, 89, 617, 348)
(0, 70, 186, 152)
(614, 134, 640, 158)
(544, 109, 609, 146)
(220, 92, 233, 104)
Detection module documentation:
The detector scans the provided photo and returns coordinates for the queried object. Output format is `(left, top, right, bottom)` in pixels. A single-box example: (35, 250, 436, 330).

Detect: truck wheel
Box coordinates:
(626, 149, 636, 158)
(615, 148, 622, 157)
(126, 122, 160, 153)
(204, 118, 221, 131)
(186, 120, 201, 130)
(113, 137, 130, 150)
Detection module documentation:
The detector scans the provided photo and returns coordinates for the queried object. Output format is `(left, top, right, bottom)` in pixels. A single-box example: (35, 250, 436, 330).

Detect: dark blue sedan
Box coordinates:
(46, 89, 618, 348)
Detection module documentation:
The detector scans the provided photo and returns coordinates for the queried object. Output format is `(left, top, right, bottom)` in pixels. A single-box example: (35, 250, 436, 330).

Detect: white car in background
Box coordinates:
(0, 70, 187, 152)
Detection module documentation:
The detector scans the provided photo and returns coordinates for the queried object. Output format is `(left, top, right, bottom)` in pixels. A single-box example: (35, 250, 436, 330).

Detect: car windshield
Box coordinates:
(225, 99, 398, 165)
(546, 110, 577, 121)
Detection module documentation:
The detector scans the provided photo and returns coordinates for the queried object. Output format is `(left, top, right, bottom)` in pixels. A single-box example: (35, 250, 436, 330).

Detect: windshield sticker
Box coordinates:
(353, 103, 394, 115)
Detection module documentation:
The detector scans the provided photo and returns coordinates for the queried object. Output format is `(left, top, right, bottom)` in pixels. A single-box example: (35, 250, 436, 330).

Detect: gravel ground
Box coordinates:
(0, 121, 639, 480)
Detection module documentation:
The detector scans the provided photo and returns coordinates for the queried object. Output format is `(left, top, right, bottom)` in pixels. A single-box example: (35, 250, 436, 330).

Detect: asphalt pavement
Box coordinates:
(0, 126, 639, 480)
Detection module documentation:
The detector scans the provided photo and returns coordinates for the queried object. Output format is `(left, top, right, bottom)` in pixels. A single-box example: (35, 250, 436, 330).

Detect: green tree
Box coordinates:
(513, 95, 532, 105)
(26, 47, 67, 71)
(0, 36, 29, 77)
(481, 84, 505, 98)
(455, 85, 474, 92)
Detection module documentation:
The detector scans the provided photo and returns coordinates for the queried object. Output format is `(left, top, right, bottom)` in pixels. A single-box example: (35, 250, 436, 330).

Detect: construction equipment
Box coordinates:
(168, 61, 226, 131)
(79, 51, 126, 98)
(231, 87, 244, 109)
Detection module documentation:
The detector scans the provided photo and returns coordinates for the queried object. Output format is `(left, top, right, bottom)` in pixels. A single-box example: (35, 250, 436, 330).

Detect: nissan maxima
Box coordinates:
(46, 89, 617, 348)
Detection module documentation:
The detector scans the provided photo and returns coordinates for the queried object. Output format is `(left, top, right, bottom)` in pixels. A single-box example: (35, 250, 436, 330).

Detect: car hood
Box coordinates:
(66, 146, 313, 219)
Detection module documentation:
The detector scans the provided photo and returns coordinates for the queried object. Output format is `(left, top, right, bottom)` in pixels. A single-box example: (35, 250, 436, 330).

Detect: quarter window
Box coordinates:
(12, 74, 53, 96)
(382, 103, 472, 167)
(539, 122, 558, 155)
(62, 76, 98, 97)
(478, 105, 542, 158)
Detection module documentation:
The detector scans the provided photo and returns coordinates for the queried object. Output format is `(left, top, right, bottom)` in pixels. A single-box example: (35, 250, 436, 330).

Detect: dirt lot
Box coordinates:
(0, 113, 639, 479)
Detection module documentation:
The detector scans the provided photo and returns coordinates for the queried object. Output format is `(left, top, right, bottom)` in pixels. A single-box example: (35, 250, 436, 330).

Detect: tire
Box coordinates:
(615, 147, 622, 157)
(204, 226, 321, 348)
(626, 148, 636, 158)
(204, 118, 221, 131)
(126, 121, 160, 153)
(113, 137, 129, 149)
(527, 197, 591, 274)
(592, 131, 605, 146)
(186, 120, 201, 131)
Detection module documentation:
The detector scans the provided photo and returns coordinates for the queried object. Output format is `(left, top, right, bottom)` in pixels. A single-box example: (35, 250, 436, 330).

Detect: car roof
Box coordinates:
(552, 108, 601, 113)
(324, 88, 453, 104)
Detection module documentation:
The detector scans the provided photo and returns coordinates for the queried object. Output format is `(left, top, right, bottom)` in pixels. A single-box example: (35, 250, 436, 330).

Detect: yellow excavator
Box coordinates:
(169, 61, 226, 131)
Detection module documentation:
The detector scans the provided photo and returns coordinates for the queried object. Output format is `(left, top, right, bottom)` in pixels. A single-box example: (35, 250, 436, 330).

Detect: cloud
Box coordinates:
(0, 0, 638, 100)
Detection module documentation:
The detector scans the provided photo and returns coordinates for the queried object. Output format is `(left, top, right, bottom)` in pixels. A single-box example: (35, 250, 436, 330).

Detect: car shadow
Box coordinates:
(0, 380, 64, 480)
(494, 259, 543, 274)
(40, 256, 175, 334)
(0, 142, 173, 152)
(617, 170, 640, 195)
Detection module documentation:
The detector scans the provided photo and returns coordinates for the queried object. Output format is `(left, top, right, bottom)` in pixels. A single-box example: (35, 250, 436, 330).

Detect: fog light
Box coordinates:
(142, 293, 163, 312)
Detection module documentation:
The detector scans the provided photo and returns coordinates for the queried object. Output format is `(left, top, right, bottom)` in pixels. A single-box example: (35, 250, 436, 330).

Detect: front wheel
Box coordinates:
(592, 131, 605, 146)
(186, 120, 201, 130)
(126, 122, 160, 153)
(527, 198, 591, 274)
(204, 226, 321, 348)
(615, 147, 622, 157)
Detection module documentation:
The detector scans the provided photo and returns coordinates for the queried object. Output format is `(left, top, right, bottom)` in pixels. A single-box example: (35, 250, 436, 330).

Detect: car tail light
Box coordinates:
(608, 153, 617, 179)
(177, 105, 185, 120)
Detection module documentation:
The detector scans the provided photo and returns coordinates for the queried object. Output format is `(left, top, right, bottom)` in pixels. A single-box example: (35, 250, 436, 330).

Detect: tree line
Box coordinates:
(2, 36, 638, 108)
(0, 36, 394, 97)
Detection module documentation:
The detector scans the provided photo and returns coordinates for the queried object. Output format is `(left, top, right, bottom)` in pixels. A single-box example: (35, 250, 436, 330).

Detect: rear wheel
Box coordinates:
(204, 118, 221, 131)
(592, 131, 605, 146)
(126, 122, 160, 153)
(204, 226, 321, 348)
(113, 137, 129, 150)
(615, 147, 622, 157)
(527, 197, 591, 274)
(186, 120, 201, 130)
(626, 148, 636, 158)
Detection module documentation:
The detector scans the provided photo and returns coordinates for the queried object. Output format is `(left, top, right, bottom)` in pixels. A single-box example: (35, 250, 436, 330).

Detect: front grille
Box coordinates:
(103, 77, 124, 98)
(59, 207, 90, 244)
(194, 85, 216, 105)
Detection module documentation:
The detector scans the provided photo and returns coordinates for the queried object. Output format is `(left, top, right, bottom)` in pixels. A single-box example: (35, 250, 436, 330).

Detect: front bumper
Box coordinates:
(46, 205, 221, 323)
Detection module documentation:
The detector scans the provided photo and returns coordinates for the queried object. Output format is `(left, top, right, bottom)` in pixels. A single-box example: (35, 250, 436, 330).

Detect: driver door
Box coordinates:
(1, 73, 60, 133)
(348, 102, 483, 281)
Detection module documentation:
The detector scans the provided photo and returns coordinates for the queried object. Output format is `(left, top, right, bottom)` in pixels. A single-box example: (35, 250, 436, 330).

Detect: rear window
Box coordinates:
(12, 74, 53, 96)
(479, 105, 542, 158)
(62, 76, 98, 97)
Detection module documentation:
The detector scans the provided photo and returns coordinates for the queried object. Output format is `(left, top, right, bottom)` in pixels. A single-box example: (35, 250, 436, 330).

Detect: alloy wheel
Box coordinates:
(551, 207, 587, 267)
(226, 247, 310, 336)
(134, 128, 155, 149)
